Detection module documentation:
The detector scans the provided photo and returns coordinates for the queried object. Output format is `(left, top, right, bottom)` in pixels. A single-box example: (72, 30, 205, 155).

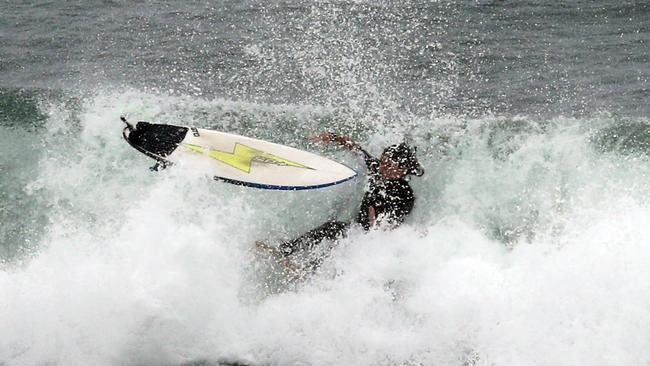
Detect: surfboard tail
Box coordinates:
(122, 121, 189, 162)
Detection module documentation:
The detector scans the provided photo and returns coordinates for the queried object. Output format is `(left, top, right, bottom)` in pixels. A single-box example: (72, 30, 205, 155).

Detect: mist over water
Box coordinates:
(2, 1, 650, 365)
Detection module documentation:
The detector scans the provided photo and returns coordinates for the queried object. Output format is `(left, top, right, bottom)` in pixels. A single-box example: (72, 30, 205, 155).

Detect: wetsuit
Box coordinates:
(279, 150, 415, 256)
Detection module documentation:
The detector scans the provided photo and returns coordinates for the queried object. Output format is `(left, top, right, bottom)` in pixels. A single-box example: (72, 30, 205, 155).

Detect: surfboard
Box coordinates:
(121, 119, 357, 190)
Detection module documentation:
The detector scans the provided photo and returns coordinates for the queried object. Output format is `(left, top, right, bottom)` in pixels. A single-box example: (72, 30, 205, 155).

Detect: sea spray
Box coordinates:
(3, 91, 650, 365)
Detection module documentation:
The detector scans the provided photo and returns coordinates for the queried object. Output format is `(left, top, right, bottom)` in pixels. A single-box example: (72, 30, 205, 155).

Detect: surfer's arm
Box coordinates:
(310, 132, 363, 151)
(368, 206, 377, 227)
(311, 132, 377, 169)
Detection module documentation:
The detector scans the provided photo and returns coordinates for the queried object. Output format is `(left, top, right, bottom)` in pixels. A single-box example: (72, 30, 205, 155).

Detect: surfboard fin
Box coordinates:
(149, 161, 169, 171)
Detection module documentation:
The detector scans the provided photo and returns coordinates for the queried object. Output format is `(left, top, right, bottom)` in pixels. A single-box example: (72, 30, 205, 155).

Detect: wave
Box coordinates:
(1, 90, 650, 365)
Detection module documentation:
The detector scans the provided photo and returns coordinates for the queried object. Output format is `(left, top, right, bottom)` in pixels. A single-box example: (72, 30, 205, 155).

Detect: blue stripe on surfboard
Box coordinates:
(214, 172, 357, 190)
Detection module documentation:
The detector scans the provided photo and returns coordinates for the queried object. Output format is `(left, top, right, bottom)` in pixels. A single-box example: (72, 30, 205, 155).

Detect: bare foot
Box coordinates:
(255, 241, 307, 280)
(255, 241, 283, 258)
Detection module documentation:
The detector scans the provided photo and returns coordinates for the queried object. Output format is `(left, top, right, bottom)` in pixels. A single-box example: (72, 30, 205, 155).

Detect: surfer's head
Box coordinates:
(379, 143, 424, 179)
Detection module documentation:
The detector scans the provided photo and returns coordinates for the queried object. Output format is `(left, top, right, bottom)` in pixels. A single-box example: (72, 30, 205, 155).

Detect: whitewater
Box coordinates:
(2, 90, 650, 365)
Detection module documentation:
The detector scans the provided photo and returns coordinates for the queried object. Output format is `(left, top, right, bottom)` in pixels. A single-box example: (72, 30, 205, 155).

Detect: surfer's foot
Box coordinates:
(254, 241, 305, 279)
(255, 241, 282, 258)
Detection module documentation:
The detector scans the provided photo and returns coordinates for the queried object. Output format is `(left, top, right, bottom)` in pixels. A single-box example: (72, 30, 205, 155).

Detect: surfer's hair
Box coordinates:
(382, 143, 424, 176)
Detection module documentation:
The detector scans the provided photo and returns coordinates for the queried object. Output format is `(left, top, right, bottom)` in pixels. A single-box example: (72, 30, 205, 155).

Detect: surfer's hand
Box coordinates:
(310, 132, 359, 150)
(309, 132, 336, 144)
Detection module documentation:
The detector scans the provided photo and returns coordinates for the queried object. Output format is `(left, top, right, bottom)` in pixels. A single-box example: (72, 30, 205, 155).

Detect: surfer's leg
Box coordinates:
(279, 221, 350, 256)
(255, 240, 304, 278)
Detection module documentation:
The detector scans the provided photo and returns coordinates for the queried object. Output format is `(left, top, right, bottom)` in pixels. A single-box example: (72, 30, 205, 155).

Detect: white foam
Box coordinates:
(3, 92, 650, 365)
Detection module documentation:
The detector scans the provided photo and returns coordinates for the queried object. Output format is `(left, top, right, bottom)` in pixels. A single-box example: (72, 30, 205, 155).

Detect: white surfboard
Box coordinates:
(122, 120, 357, 190)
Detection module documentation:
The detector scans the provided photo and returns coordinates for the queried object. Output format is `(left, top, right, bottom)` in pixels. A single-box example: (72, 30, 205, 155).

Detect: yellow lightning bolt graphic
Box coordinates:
(182, 142, 311, 173)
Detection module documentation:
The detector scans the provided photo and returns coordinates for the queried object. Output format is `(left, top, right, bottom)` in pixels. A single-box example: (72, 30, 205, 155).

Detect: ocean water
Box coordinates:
(1, 1, 650, 365)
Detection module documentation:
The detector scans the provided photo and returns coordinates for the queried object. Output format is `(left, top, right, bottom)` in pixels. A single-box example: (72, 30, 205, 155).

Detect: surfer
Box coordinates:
(257, 132, 424, 270)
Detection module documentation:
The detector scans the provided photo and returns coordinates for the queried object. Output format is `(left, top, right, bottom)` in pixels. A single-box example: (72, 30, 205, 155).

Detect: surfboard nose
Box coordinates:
(123, 121, 189, 160)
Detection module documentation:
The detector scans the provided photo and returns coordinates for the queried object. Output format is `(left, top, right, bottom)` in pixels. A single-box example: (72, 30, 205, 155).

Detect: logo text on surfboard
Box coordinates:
(182, 143, 312, 173)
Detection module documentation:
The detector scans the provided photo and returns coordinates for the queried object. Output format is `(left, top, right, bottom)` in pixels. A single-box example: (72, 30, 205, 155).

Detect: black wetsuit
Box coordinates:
(279, 150, 415, 256)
